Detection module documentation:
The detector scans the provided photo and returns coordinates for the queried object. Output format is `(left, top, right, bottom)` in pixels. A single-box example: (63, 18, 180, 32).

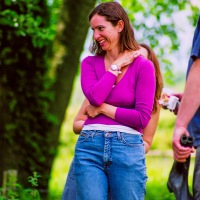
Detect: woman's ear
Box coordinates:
(117, 20, 124, 32)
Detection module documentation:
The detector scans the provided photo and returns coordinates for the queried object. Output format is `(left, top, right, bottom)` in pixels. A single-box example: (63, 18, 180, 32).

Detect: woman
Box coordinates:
(74, 2, 156, 200)
(62, 44, 163, 200)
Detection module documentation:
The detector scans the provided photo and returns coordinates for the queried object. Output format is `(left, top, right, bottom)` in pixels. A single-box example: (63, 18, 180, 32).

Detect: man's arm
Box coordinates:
(173, 59, 200, 162)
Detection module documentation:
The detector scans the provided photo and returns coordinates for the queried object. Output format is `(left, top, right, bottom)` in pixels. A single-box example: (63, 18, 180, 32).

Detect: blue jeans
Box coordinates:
(74, 130, 147, 200)
(62, 159, 77, 200)
(62, 159, 112, 200)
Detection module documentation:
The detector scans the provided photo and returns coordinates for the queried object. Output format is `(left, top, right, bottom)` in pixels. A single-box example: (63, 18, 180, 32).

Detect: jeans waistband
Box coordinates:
(82, 124, 141, 135)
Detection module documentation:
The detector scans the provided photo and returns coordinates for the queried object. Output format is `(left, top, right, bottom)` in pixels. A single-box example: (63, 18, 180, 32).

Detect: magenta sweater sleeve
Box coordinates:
(81, 56, 117, 106)
(115, 59, 156, 129)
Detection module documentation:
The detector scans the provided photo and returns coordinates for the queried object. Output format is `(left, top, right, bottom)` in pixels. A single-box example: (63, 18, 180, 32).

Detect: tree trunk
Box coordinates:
(48, 0, 96, 159)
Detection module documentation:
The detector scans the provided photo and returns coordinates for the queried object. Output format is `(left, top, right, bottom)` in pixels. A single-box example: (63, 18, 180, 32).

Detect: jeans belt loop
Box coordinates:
(90, 131, 95, 138)
(117, 131, 121, 140)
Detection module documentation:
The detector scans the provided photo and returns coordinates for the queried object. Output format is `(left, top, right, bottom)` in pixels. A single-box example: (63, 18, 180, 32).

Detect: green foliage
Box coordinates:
(121, 0, 198, 85)
(25, 172, 41, 200)
(0, 0, 55, 48)
(0, 0, 58, 189)
(28, 172, 41, 188)
(0, 172, 41, 200)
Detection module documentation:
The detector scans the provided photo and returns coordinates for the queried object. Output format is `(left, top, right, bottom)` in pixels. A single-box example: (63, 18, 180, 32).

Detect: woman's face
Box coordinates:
(139, 46, 148, 59)
(90, 14, 121, 52)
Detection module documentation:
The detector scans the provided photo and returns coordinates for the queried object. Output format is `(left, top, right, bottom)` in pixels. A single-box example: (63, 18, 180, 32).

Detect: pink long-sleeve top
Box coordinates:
(81, 55, 156, 133)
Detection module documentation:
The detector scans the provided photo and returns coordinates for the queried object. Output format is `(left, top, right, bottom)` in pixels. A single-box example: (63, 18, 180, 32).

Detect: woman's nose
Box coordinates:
(93, 30, 100, 40)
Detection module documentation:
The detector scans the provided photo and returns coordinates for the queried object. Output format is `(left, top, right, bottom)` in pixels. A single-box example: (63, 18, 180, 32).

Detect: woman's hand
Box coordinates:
(171, 93, 183, 101)
(143, 141, 150, 154)
(85, 105, 101, 118)
(113, 50, 140, 70)
(159, 92, 183, 115)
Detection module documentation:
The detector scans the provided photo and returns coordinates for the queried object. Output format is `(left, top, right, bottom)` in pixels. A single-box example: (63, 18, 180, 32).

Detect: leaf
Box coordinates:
(5, 0, 12, 6)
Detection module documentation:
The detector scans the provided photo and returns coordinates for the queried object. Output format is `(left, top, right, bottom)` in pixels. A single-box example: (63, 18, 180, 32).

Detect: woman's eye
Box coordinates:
(98, 27, 104, 31)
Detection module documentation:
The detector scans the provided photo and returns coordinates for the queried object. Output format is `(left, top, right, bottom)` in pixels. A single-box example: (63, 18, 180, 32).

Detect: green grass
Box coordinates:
(145, 155, 194, 200)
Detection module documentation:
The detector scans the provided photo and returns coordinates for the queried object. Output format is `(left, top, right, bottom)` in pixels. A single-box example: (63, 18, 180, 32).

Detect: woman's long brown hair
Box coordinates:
(140, 43, 163, 113)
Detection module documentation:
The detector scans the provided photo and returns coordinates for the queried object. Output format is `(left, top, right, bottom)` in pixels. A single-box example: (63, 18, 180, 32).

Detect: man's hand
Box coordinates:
(172, 126, 194, 162)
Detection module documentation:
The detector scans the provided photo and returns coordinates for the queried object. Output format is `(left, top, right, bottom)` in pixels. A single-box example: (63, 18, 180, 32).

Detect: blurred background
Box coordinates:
(0, 0, 199, 199)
